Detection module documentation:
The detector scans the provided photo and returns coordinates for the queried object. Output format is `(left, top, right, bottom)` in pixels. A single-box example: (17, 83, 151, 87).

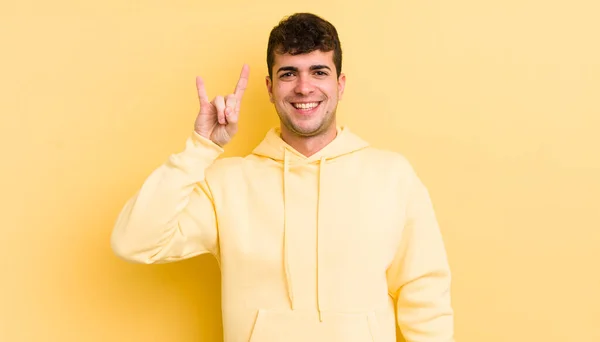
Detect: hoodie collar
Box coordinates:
(251, 126, 370, 162)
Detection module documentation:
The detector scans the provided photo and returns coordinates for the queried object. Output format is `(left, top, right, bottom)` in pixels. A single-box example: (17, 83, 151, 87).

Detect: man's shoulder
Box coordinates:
(359, 145, 415, 172)
(355, 146, 425, 192)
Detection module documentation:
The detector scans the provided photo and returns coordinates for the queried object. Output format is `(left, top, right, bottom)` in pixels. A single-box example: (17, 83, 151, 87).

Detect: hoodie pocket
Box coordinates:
(248, 309, 380, 342)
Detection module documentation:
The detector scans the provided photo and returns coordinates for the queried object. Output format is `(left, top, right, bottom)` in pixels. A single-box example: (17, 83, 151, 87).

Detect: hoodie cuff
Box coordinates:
(169, 131, 225, 173)
(188, 130, 225, 155)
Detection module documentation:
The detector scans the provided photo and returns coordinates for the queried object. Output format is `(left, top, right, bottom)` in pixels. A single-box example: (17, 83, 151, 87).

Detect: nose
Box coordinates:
(294, 74, 314, 95)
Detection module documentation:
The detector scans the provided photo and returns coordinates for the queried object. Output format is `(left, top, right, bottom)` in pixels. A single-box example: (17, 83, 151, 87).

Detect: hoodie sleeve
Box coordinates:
(110, 131, 224, 264)
(386, 169, 454, 341)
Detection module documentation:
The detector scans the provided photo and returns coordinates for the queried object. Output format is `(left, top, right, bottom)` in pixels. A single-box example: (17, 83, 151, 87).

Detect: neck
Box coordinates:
(280, 124, 338, 157)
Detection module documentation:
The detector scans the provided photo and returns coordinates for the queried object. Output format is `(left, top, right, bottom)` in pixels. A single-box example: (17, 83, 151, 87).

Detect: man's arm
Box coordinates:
(387, 169, 454, 341)
(111, 65, 249, 264)
(110, 132, 223, 264)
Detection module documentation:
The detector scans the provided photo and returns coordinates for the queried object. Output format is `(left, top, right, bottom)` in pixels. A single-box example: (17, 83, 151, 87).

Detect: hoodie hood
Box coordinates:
(251, 126, 369, 321)
(252, 126, 370, 162)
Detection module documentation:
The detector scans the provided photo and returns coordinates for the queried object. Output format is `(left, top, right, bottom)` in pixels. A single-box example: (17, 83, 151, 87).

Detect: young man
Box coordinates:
(111, 12, 454, 342)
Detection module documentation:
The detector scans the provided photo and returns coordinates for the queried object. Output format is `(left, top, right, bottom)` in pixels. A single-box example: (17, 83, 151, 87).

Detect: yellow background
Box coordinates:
(2, 0, 599, 341)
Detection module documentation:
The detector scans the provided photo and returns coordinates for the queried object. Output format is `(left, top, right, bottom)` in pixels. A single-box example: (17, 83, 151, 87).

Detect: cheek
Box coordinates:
(275, 81, 291, 92)
(323, 82, 338, 96)
(273, 85, 288, 101)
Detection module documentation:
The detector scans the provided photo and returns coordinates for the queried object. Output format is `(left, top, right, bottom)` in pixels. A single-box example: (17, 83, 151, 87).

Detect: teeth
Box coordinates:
(293, 102, 319, 109)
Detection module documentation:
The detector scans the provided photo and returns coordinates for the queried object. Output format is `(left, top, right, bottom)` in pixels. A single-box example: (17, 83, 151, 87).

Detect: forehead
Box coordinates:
(273, 50, 335, 70)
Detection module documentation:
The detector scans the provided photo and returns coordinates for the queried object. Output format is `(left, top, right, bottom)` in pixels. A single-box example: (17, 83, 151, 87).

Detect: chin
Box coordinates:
(288, 119, 332, 137)
(277, 107, 335, 137)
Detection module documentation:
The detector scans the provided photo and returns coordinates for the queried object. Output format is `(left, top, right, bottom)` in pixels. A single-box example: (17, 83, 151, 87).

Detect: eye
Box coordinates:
(314, 70, 329, 77)
(279, 72, 295, 79)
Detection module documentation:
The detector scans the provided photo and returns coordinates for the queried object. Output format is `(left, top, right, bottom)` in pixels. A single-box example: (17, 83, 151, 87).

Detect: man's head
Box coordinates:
(266, 13, 342, 79)
(265, 13, 345, 139)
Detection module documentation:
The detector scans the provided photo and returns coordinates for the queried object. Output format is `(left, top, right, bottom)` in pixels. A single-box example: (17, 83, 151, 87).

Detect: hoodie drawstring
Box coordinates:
(316, 156, 326, 322)
(283, 148, 294, 310)
(282, 148, 326, 322)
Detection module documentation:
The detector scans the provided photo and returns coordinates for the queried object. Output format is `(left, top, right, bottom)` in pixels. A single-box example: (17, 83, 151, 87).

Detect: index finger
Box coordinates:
(196, 76, 210, 105)
(234, 64, 250, 100)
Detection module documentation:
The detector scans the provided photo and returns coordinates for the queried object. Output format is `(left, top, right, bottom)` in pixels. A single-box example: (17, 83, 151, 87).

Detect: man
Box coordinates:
(111, 12, 454, 342)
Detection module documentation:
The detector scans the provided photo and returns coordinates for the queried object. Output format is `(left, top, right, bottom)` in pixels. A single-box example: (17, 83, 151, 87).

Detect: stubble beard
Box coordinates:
(276, 102, 338, 138)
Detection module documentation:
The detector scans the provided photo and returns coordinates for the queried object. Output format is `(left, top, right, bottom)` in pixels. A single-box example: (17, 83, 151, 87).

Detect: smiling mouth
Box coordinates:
(291, 101, 322, 110)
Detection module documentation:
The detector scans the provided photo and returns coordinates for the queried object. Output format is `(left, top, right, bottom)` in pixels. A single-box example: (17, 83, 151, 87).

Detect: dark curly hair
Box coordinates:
(266, 13, 342, 78)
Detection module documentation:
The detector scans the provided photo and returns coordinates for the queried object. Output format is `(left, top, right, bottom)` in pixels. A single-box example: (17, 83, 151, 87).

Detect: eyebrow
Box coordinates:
(276, 65, 332, 74)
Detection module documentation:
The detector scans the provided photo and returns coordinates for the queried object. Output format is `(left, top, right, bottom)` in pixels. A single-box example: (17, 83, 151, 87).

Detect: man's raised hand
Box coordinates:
(194, 64, 249, 147)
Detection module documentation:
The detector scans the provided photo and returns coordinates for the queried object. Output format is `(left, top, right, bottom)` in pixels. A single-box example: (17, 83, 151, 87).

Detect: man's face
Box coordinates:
(266, 50, 345, 138)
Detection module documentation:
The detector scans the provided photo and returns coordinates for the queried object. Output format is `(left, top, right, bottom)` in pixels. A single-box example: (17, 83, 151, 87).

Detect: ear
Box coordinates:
(337, 73, 346, 100)
(265, 76, 274, 103)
